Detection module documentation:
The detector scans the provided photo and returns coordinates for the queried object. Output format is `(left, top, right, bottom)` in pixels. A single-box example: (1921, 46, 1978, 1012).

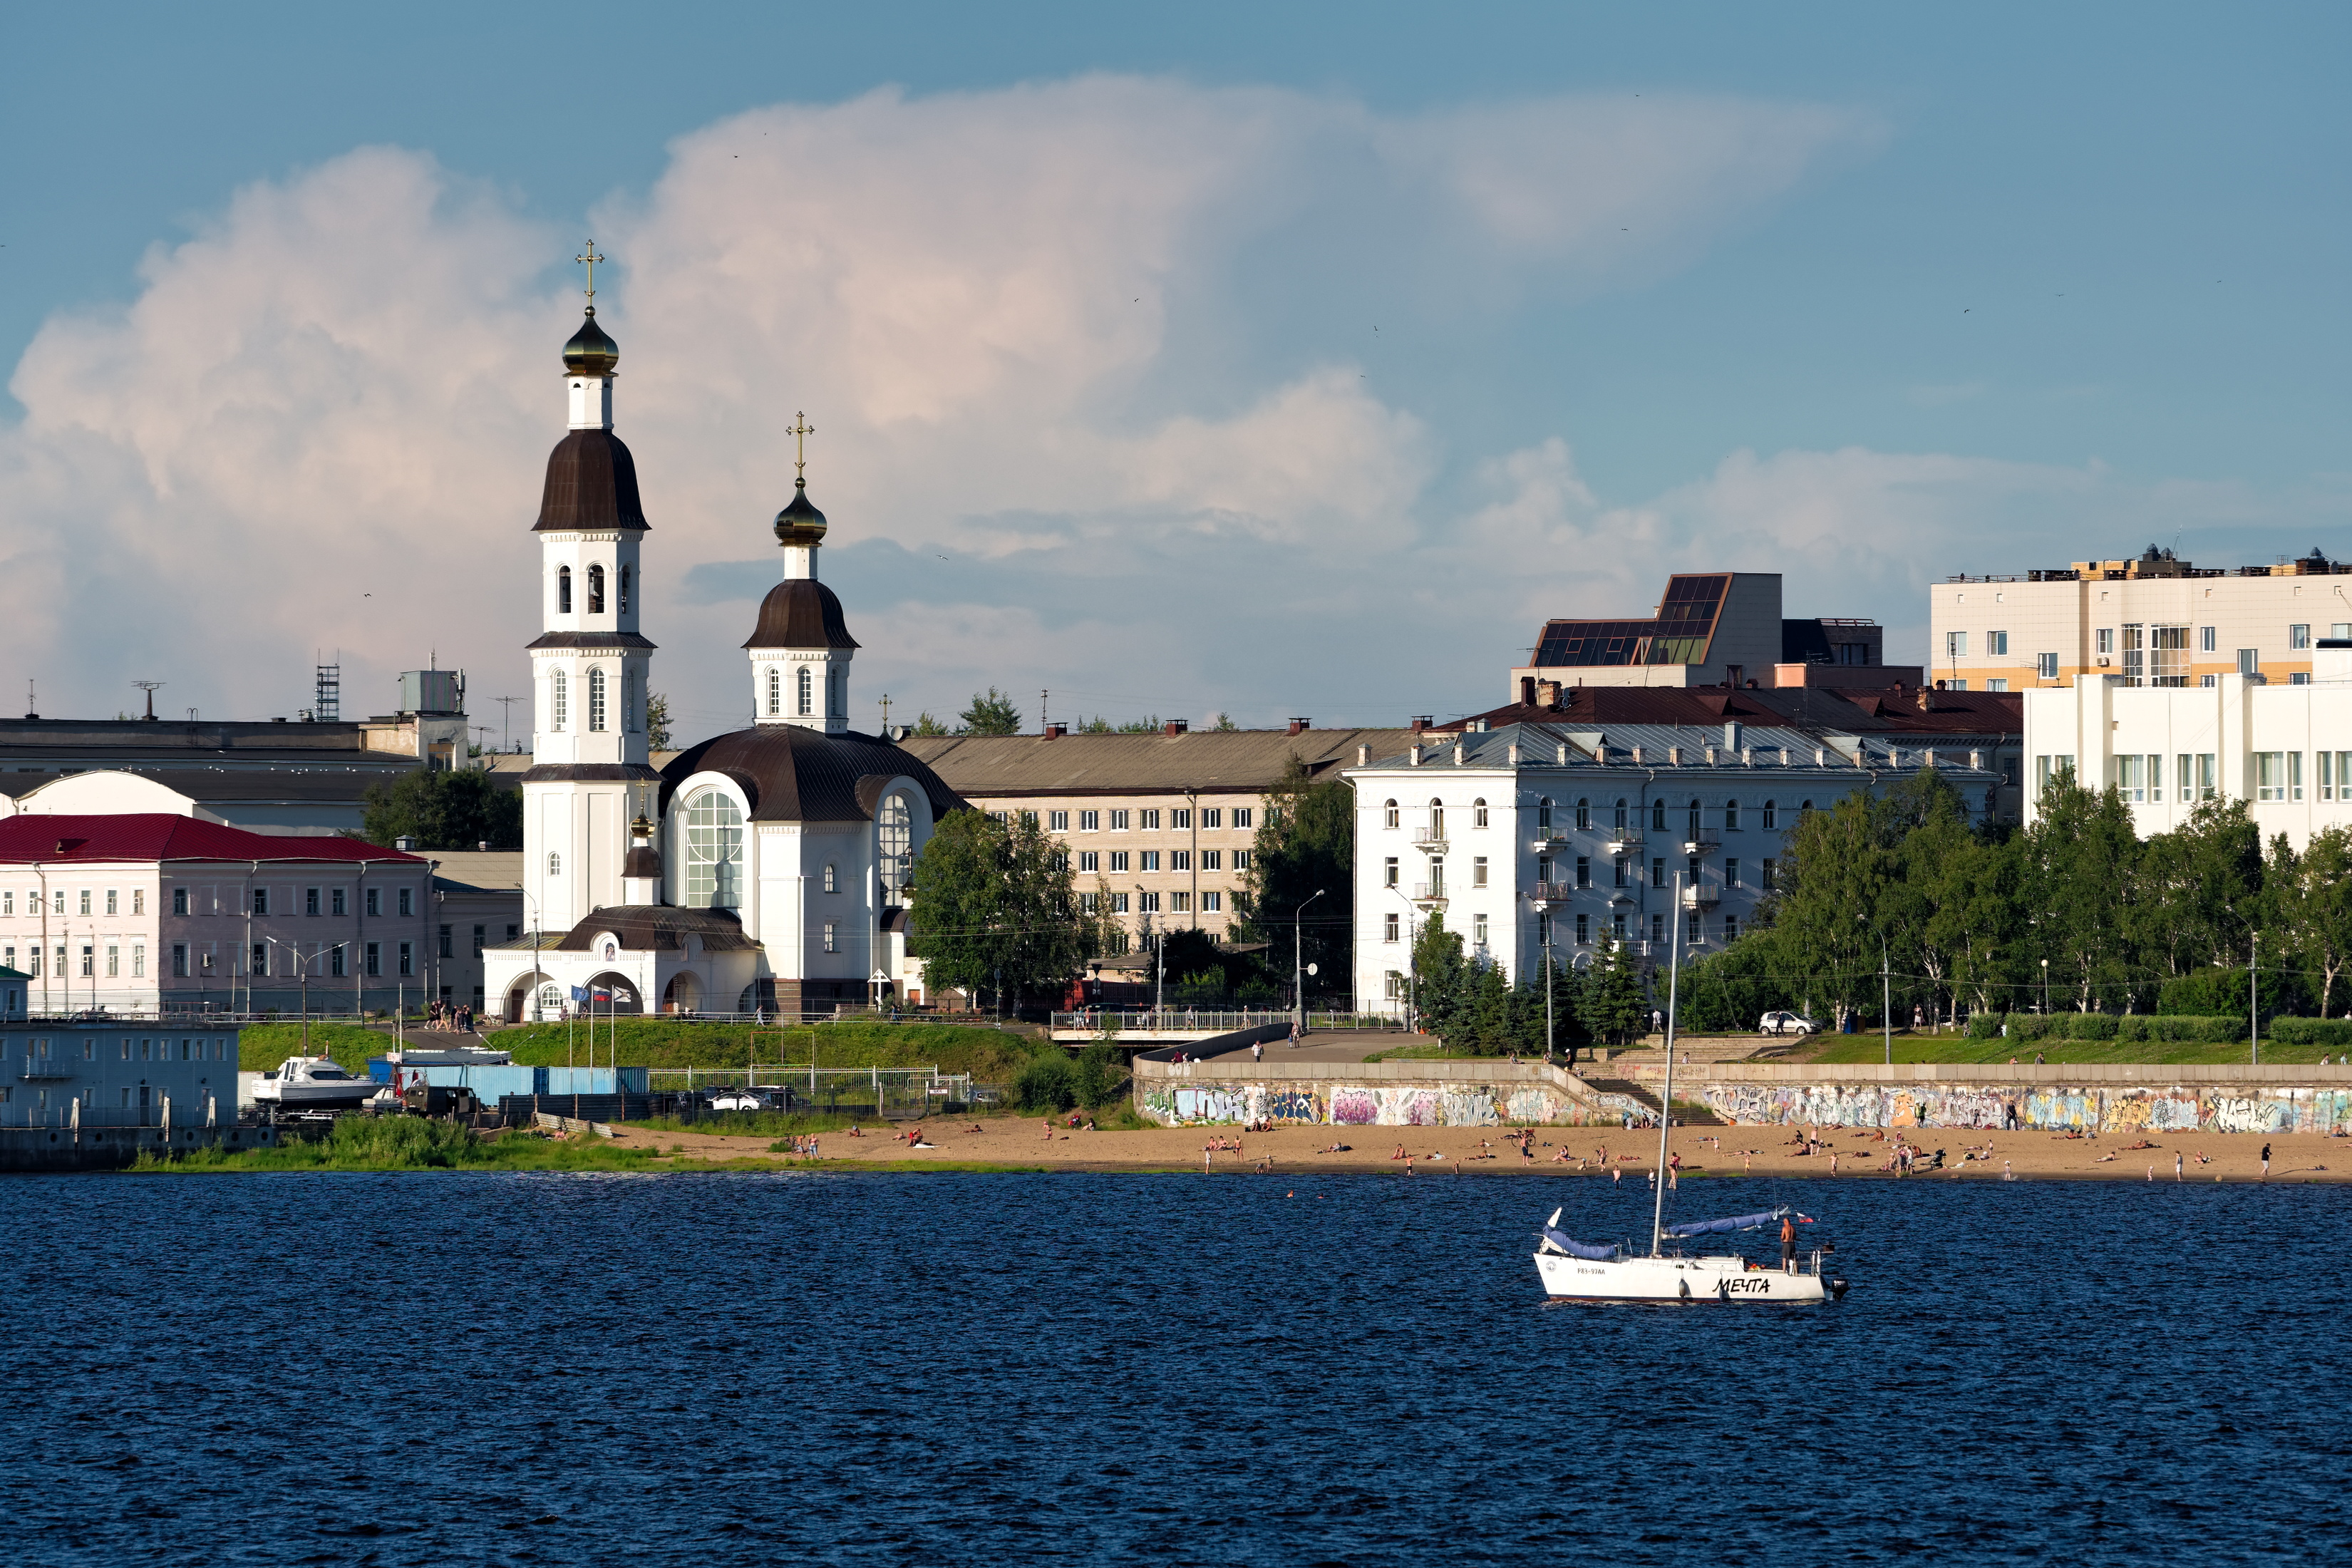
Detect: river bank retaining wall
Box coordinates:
(1133, 1057, 2352, 1134)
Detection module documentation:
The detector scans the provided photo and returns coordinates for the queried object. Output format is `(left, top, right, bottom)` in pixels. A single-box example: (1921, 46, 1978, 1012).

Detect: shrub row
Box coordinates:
(1963, 1013, 2245, 1043)
(2264, 1016, 2352, 1047)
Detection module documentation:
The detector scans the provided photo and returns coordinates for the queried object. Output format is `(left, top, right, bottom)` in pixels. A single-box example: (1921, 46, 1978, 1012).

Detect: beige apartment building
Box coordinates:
(902, 723, 1416, 959)
(1931, 546, 2352, 693)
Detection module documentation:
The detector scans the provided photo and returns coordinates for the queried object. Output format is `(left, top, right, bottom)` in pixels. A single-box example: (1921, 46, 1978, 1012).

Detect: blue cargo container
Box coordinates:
(374, 1063, 550, 1098)
(542, 1067, 647, 1096)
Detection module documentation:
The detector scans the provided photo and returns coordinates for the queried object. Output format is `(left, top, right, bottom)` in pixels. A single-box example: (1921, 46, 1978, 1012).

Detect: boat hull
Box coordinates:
(1535, 1251, 1842, 1304)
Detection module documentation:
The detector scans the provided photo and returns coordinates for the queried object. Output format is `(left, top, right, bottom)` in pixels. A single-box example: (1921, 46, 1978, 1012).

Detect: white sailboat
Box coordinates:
(1534, 874, 1850, 1304)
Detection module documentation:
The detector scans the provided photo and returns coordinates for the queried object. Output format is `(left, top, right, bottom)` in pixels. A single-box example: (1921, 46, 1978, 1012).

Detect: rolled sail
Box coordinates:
(1541, 1227, 1621, 1261)
(1661, 1208, 1787, 1239)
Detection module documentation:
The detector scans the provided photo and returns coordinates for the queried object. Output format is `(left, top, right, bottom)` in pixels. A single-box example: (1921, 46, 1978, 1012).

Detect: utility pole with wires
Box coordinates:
(496, 696, 519, 752)
(132, 680, 163, 720)
(1040, 689, 1048, 734)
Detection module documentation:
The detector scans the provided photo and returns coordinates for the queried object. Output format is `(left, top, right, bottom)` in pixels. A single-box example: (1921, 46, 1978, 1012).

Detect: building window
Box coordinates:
(398, 887, 413, 917)
(1383, 799, 1399, 830)
(619, 564, 631, 613)
(588, 668, 607, 731)
(1048, 810, 1069, 831)
(1108, 809, 1129, 830)
(330, 945, 345, 978)
(798, 666, 813, 716)
(1651, 857, 1666, 889)
(1384, 912, 1400, 943)
(2095, 628, 2113, 656)
(1140, 851, 1161, 872)
(2036, 653, 2058, 679)
(1688, 916, 1703, 945)
(2201, 625, 2217, 653)
(766, 667, 782, 716)
(1384, 857, 1398, 888)
(438, 924, 454, 959)
(1202, 808, 1222, 829)
(1651, 913, 1666, 944)
(251, 888, 268, 917)
(172, 887, 188, 916)
(1724, 799, 1740, 831)
(1724, 915, 1740, 943)
(545, 854, 560, 880)
(1613, 856, 1630, 889)
(1140, 810, 1161, 830)
(1472, 857, 1488, 888)
(249, 942, 267, 976)
(1651, 799, 1667, 832)
(1078, 810, 1099, 832)
(1726, 859, 1742, 889)
(1233, 850, 1251, 871)
(398, 942, 413, 976)
(132, 945, 144, 978)
(558, 565, 572, 614)
(1079, 851, 1099, 873)
(1473, 913, 1488, 947)
(821, 863, 837, 894)
(1576, 912, 1590, 945)
(551, 670, 567, 731)
(1946, 631, 1968, 659)
(1109, 893, 1130, 914)
(1171, 892, 1192, 914)
(1987, 679, 2009, 693)
(2197, 754, 2217, 799)
(80, 945, 94, 978)
(1574, 855, 1590, 889)
(1988, 631, 2008, 655)
(1200, 850, 1222, 872)
(1139, 892, 1161, 914)
(823, 923, 837, 953)
(1079, 892, 1100, 914)
(684, 788, 746, 909)
(1172, 809, 1192, 830)
(1762, 800, 1780, 831)
(1098, 850, 1123, 874)
(2291, 624, 2311, 650)
(172, 944, 188, 978)
(331, 888, 346, 916)
(305, 887, 319, 917)
(1761, 859, 1778, 891)
(1167, 849, 1190, 873)
(586, 563, 606, 614)
(105, 889, 118, 916)
(2255, 753, 2288, 802)
(1234, 808, 1252, 829)
(1473, 798, 1489, 828)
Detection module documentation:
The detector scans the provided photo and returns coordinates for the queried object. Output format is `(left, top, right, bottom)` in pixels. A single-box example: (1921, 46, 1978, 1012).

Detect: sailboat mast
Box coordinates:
(1651, 872, 1684, 1257)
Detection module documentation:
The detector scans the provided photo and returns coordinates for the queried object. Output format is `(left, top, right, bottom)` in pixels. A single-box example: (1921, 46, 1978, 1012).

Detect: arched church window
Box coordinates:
(765, 668, 781, 717)
(684, 788, 744, 909)
(547, 852, 562, 877)
(619, 564, 631, 614)
(587, 669, 607, 733)
(823, 863, 838, 894)
(877, 794, 913, 897)
(1428, 799, 1444, 836)
(1383, 800, 1398, 829)
(557, 567, 572, 615)
(587, 564, 605, 614)
(797, 666, 813, 716)
(550, 671, 567, 732)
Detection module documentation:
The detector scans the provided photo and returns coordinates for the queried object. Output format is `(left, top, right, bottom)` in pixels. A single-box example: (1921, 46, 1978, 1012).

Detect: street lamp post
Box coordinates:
(1527, 884, 1559, 1064)
(2041, 956, 2048, 1018)
(1293, 889, 1325, 1038)
(1879, 929, 1892, 1067)
(2251, 931, 2260, 1066)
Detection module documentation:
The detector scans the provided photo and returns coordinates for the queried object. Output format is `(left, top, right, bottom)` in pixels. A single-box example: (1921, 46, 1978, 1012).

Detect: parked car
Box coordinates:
(1758, 1010, 1820, 1037)
(702, 1088, 793, 1113)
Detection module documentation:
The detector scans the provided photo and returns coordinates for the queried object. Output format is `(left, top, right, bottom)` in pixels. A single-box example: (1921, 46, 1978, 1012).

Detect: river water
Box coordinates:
(1, 1169, 2343, 1564)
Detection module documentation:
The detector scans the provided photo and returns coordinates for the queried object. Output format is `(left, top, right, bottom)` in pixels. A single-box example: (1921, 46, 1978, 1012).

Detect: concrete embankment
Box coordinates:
(0, 1122, 279, 1173)
(1135, 1054, 2352, 1136)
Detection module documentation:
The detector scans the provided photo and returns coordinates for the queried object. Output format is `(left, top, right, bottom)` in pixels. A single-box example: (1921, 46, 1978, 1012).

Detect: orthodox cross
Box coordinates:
(576, 240, 605, 305)
(788, 411, 815, 479)
(878, 693, 893, 730)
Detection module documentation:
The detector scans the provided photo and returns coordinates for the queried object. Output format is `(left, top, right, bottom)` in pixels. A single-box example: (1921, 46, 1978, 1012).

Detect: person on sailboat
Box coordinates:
(1780, 1213, 1797, 1273)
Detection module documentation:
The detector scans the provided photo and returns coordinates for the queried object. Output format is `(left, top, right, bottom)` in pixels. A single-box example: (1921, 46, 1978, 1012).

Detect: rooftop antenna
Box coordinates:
(1041, 688, 1048, 733)
(313, 655, 340, 723)
(133, 680, 163, 720)
(495, 695, 519, 751)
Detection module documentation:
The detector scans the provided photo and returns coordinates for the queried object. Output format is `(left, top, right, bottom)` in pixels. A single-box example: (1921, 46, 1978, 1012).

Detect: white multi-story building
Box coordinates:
(2021, 641, 2352, 848)
(484, 296, 963, 1021)
(1932, 545, 2352, 693)
(1344, 720, 1999, 1015)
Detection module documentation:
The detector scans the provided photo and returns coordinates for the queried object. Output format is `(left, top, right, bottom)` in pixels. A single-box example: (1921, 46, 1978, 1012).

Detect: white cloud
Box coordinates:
(0, 76, 1933, 731)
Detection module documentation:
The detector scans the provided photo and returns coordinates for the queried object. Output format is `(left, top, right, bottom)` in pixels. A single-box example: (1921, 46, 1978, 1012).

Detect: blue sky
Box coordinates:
(2, 2, 2346, 738)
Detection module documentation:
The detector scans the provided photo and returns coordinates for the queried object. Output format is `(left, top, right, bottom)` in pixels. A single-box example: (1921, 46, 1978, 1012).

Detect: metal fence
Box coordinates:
(1050, 1009, 1395, 1033)
(641, 1066, 979, 1119)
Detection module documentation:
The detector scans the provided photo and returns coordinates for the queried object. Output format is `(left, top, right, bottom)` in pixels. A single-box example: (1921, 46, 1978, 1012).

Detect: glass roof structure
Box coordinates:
(1531, 574, 1730, 667)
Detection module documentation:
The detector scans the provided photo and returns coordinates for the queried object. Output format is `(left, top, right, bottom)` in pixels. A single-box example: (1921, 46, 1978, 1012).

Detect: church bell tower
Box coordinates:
(745, 413, 860, 733)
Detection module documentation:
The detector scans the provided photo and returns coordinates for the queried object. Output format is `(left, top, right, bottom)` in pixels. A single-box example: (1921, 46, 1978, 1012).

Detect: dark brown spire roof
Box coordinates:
(535, 430, 649, 532)
(743, 579, 859, 650)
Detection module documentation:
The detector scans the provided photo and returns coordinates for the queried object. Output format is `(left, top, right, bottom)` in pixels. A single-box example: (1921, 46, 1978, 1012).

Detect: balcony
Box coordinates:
(1410, 882, 1448, 907)
(1604, 830, 1644, 855)
(18, 1059, 78, 1081)
(1529, 828, 1570, 852)
(1526, 882, 1573, 906)
(1681, 884, 1721, 910)
(1412, 829, 1448, 852)
(1681, 831, 1721, 855)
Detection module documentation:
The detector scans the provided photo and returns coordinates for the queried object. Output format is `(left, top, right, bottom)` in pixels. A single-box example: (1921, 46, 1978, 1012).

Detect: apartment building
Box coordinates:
(1345, 721, 1998, 1017)
(902, 723, 1418, 956)
(2021, 641, 2352, 850)
(1931, 545, 2352, 693)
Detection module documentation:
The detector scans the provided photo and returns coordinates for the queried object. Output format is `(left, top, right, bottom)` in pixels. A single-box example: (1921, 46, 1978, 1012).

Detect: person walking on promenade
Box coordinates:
(1252, 1040, 1263, 1063)
(1288, 1020, 1301, 1048)
(1780, 1213, 1797, 1274)
(2261, 1143, 2271, 1180)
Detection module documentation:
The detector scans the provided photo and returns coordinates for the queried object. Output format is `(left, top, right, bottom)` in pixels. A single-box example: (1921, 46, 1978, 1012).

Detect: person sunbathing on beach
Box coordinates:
(1393, 1144, 1407, 1160)
(849, 1125, 864, 1137)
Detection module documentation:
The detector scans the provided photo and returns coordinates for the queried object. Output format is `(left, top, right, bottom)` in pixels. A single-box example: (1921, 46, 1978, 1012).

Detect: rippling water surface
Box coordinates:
(2, 1168, 2344, 1564)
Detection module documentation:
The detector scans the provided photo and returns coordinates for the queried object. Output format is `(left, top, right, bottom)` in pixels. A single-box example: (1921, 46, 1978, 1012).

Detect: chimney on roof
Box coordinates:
(1555, 742, 1568, 765)
(1917, 687, 1935, 711)
(1537, 679, 1563, 708)
(1163, 720, 1188, 736)
(1724, 721, 1742, 751)
(1519, 676, 1536, 705)
(1631, 746, 1644, 765)
(395, 835, 416, 851)
(1356, 745, 1369, 766)
(478, 840, 489, 852)
(1705, 746, 1718, 765)
(1507, 742, 1520, 766)
(1668, 746, 1683, 766)
(1408, 744, 1423, 767)
(1452, 741, 1466, 765)
(1044, 723, 1068, 739)
(1970, 750, 1984, 770)
(1287, 717, 1311, 736)
(1409, 716, 1434, 733)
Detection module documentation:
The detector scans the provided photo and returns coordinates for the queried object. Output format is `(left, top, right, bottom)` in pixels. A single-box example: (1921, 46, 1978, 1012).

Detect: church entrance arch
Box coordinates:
(505, 971, 552, 1023)
(584, 972, 643, 1014)
(662, 972, 701, 1014)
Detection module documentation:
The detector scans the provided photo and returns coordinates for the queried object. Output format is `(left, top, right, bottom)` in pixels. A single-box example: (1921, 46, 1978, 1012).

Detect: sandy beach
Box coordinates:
(594, 1116, 2351, 1182)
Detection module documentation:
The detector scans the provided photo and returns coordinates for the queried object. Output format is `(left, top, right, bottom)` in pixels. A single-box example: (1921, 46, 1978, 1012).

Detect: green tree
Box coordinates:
(1212, 712, 1239, 731)
(911, 711, 951, 736)
(1408, 913, 1468, 1036)
(959, 688, 1023, 736)
(1768, 790, 1899, 1026)
(904, 810, 1100, 1009)
(1232, 756, 1355, 1004)
(1578, 937, 1651, 1046)
(645, 691, 673, 750)
(2132, 798, 2262, 981)
(360, 768, 522, 850)
(2016, 768, 2145, 1011)
(2280, 825, 2352, 1016)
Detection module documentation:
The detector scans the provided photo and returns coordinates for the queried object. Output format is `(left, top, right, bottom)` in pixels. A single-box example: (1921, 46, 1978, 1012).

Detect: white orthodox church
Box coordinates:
(484, 299, 964, 1021)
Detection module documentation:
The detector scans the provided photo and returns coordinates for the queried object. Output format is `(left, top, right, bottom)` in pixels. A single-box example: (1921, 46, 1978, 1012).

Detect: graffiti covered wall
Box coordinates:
(1695, 1081, 2352, 1135)
(1140, 1077, 1607, 1128)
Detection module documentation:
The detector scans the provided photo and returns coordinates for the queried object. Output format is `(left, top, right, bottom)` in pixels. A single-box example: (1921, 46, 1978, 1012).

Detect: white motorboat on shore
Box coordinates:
(1533, 870, 1852, 1305)
(252, 1056, 377, 1110)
